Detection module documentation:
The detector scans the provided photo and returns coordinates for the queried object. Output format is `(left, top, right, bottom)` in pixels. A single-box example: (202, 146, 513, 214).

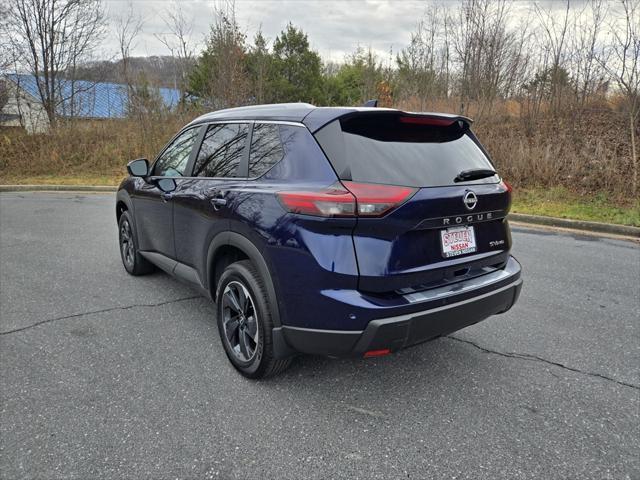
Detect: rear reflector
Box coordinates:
(277, 182, 416, 218)
(364, 349, 391, 358)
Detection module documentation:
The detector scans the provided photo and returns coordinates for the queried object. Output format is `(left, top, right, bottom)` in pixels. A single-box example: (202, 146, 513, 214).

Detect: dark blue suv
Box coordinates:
(116, 103, 522, 378)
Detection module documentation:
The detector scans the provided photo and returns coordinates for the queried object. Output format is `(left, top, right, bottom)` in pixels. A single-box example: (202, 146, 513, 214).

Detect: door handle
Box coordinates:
(210, 189, 228, 210)
(211, 197, 227, 208)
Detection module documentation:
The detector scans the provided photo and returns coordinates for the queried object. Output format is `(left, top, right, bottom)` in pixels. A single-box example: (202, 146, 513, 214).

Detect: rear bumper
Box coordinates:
(278, 257, 522, 357)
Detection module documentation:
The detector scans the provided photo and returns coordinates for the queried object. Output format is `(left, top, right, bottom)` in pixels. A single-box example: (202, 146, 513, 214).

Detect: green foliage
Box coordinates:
(188, 46, 216, 100)
(324, 47, 383, 106)
(188, 7, 248, 108)
(190, 22, 385, 107)
(127, 76, 166, 118)
(270, 23, 324, 103)
(524, 67, 573, 97)
(245, 30, 273, 104)
(395, 20, 449, 108)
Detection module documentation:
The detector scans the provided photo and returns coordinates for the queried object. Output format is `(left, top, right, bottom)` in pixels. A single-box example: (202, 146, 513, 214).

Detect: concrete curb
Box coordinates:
(1, 184, 638, 238)
(509, 213, 639, 238)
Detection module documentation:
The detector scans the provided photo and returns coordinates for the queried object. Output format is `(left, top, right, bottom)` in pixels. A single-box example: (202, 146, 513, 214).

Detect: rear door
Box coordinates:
(314, 112, 512, 293)
(172, 122, 251, 275)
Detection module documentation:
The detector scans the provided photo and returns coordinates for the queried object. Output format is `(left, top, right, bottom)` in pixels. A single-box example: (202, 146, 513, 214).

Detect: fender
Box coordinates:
(205, 231, 282, 328)
(115, 188, 135, 218)
(115, 188, 141, 243)
(206, 232, 295, 358)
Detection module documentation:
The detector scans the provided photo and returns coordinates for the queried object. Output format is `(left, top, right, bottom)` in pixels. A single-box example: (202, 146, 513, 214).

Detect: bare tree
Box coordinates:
(397, 6, 448, 110)
(598, 0, 640, 194)
(3, 0, 106, 125)
(533, 0, 573, 114)
(247, 28, 271, 104)
(190, 0, 249, 108)
(0, 2, 12, 111)
(114, 1, 143, 91)
(155, 1, 196, 98)
(0, 1, 12, 73)
(570, 0, 608, 108)
(449, 0, 527, 118)
(0, 79, 8, 112)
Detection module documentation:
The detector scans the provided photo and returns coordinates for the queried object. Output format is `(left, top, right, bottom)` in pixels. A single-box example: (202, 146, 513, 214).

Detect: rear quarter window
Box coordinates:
(314, 114, 497, 188)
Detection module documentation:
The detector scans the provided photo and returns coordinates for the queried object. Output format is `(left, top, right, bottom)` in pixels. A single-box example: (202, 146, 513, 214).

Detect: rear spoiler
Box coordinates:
(303, 107, 473, 133)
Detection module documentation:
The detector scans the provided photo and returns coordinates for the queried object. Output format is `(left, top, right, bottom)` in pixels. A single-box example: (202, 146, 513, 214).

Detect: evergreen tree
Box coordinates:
(246, 29, 273, 104)
(271, 23, 323, 103)
(188, 2, 248, 108)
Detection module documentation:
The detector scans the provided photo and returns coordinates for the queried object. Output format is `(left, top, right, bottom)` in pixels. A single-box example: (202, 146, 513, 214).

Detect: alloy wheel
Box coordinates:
(120, 219, 135, 268)
(222, 281, 259, 362)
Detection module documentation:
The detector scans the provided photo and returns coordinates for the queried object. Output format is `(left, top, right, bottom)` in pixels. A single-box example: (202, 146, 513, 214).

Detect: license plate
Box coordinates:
(440, 226, 477, 258)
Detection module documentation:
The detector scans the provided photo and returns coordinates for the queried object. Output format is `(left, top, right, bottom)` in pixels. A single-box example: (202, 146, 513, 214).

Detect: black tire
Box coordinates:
(118, 210, 154, 276)
(216, 260, 292, 379)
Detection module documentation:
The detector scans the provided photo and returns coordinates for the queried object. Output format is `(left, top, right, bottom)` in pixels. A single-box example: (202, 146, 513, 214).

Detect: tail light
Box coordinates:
(276, 183, 355, 217)
(500, 179, 512, 193)
(277, 182, 416, 218)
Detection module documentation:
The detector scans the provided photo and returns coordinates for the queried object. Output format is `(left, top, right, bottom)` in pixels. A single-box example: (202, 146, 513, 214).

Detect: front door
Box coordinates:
(132, 126, 202, 258)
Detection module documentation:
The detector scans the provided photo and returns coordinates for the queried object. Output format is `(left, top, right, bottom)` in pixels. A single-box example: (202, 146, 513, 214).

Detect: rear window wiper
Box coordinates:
(454, 168, 497, 183)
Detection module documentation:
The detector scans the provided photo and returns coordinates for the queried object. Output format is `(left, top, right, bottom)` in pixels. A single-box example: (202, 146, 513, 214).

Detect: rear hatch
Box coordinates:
(314, 111, 512, 293)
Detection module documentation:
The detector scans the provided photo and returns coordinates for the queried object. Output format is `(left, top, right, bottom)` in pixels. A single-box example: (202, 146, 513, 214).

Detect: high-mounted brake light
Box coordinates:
(276, 182, 417, 218)
(399, 116, 455, 127)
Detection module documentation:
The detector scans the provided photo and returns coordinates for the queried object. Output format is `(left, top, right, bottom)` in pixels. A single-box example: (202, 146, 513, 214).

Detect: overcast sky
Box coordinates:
(103, 0, 434, 63)
(102, 0, 567, 63)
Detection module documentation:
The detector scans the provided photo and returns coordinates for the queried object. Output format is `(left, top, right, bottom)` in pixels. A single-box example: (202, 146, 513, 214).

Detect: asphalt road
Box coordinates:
(1, 192, 638, 480)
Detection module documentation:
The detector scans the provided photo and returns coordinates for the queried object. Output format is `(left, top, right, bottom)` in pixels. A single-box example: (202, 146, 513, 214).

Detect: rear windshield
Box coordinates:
(314, 114, 497, 187)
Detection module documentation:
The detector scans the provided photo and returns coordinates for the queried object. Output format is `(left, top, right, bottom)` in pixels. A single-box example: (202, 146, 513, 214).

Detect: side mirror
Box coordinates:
(156, 178, 176, 193)
(127, 158, 149, 177)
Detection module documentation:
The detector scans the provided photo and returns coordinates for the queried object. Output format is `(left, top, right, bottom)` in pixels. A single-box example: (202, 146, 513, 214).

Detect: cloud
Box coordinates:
(103, 0, 426, 62)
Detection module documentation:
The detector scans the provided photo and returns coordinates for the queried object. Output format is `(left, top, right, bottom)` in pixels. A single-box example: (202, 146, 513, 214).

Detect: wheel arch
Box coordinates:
(115, 190, 134, 222)
(206, 232, 282, 328)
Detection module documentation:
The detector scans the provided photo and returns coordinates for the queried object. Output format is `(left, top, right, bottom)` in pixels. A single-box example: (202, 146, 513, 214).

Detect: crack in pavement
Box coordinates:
(4, 298, 637, 392)
(0, 296, 203, 336)
(446, 335, 640, 391)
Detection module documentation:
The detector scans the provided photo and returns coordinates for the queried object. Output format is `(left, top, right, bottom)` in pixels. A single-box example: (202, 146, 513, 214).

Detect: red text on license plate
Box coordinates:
(440, 226, 477, 258)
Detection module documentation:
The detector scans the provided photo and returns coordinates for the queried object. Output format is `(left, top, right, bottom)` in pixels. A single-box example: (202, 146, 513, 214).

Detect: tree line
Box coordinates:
(0, 0, 638, 196)
(186, 1, 637, 117)
(184, 0, 637, 192)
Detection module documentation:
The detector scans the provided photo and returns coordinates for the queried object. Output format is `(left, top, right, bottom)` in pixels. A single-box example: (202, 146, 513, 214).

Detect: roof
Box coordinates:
(188, 103, 472, 132)
(189, 103, 317, 125)
(4, 74, 181, 119)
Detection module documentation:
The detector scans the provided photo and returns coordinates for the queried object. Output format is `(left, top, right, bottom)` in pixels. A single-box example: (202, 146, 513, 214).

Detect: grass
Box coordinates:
(0, 174, 125, 186)
(512, 187, 640, 227)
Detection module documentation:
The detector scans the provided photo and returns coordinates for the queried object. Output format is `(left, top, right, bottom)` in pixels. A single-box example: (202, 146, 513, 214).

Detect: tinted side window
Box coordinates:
(249, 123, 285, 178)
(154, 127, 200, 177)
(193, 123, 249, 178)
